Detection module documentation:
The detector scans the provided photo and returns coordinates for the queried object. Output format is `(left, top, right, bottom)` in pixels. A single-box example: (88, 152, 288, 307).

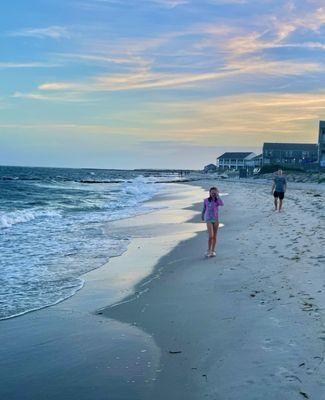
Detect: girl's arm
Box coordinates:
(201, 201, 206, 220)
(217, 196, 224, 206)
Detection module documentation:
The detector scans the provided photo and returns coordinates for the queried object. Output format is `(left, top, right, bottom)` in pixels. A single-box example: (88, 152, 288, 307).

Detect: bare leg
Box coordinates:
(274, 197, 278, 211)
(211, 222, 219, 252)
(206, 223, 214, 254)
(279, 198, 283, 212)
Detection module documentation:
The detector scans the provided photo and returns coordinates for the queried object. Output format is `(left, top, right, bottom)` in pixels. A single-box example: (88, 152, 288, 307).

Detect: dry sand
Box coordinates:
(1, 179, 324, 400)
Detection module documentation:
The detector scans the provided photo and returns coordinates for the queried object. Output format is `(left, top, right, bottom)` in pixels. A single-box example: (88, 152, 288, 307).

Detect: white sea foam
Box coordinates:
(0, 172, 169, 320)
(0, 209, 61, 229)
(120, 176, 161, 202)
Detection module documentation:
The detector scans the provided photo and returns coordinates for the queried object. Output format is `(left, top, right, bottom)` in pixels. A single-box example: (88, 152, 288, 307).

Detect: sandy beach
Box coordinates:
(1, 179, 325, 400)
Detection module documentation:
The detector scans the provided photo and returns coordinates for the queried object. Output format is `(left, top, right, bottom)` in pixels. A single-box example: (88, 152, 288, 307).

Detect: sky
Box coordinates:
(0, 0, 325, 169)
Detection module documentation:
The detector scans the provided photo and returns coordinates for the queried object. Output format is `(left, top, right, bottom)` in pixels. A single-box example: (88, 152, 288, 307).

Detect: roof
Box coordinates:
(217, 152, 254, 160)
(263, 143, 318, 151)
(251, 154, 262, 160)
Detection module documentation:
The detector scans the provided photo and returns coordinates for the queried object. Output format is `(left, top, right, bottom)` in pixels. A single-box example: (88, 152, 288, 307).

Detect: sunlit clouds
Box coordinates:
(1, 0, 325, 167)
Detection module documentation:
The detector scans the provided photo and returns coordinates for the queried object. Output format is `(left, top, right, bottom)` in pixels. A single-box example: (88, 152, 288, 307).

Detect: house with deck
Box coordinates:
(244, 154, 263, 168)
(217, 152, 257, 170)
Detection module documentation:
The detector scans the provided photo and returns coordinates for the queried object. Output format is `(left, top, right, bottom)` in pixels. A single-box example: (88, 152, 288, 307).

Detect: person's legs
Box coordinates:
(274, 192, 278, 210)
(206, 222, 214, 254)
(279, 192, 284, 212)
(211, 222, 219, 252)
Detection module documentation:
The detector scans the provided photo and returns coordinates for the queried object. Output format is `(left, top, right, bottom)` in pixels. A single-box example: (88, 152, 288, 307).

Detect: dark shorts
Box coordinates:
(274, 191, 284, 200)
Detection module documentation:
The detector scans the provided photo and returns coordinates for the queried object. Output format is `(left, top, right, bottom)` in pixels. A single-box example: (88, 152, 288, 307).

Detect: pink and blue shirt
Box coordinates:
(202, 197, 224, 222)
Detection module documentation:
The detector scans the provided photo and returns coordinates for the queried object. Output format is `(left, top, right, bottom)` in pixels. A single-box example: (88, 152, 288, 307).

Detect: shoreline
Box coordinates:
(0, 182, 206, 400)
(1, 179, 324, 399)
(0, 182, 199, 321)
(60, 182, 206, 314)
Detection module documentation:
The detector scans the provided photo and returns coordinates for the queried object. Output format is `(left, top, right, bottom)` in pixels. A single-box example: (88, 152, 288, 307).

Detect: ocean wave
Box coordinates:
(0, 209, 61, 229)
(0, 169, 170, 319)
(120, 175, 160, 201)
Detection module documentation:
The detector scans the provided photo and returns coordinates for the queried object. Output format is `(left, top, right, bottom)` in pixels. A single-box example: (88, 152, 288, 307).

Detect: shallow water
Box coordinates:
(0, 166, 181, 320)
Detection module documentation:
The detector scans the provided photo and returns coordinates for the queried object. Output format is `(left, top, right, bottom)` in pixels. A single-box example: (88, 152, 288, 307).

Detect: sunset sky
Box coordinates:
(1, 0, 325, 168)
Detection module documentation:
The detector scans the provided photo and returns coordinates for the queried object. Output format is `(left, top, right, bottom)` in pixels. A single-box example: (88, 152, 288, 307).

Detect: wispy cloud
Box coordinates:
(79, 0, 189, 8)
(271, 6, 325, 37)
(34, 57, 322, 94)
(7, 26, 70, 39)
(55, 52, 152, 68)
(12, 91, 89, 102)
(0, 62, 60, 68)
(196, 5, 325, 61)
(20, 2, 324, 97)
(79, 0, 248, 8)
(207, 0, 248, 3)
(150, 0, 188, 7)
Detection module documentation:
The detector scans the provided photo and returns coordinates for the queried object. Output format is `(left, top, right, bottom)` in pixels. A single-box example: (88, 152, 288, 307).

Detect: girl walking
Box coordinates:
(201, 187, 224, 257)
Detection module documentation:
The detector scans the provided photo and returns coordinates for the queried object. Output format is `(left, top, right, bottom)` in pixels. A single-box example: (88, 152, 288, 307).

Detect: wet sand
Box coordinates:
(1, 180, 325, 399)
(0, 183, 206, 400)
(105, 180, 325, 399)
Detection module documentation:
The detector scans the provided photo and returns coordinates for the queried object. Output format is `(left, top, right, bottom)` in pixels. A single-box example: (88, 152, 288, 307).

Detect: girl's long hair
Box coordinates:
(208, 187, 218, 202)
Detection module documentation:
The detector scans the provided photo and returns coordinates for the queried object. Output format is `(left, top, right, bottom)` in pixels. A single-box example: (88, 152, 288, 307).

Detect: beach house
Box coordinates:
(262, 143, 318, 166)
(217, 152, 256, 170)
(244, 154, 263, 168)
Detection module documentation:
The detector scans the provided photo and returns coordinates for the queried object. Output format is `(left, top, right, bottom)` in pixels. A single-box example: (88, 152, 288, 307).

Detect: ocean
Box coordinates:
(0, 166, 181, 320)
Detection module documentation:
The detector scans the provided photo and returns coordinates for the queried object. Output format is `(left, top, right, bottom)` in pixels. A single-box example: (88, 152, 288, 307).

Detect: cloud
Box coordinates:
(12, 91, 89, 102)
(34, 57, 322, 94)
(80, 0, 248, 8)
(7, 26, 70, 39)
(0, 62, 60, 68)
(194, 5, 325, 61)
(38, 82, 77, 90)
(4, 0, 325, 145)
(75, 0, 189, 10)
(3, 91, 324, 152)
(21, 3, 324, 97)
(55, 52, 152, 68)
(142, 91, 325, 145)
(150, 0, 188, 7)
(272, 6, 325, 36)
(207, 0, 248, 3)
(82, 0, 189, 7)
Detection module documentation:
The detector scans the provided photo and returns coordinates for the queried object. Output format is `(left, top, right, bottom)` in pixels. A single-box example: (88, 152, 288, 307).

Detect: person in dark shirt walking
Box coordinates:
(271, 169, 287, 212)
